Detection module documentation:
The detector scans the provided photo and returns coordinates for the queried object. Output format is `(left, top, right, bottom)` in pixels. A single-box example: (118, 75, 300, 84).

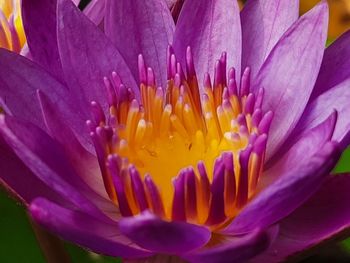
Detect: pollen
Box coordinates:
(89, 47, 272, 230)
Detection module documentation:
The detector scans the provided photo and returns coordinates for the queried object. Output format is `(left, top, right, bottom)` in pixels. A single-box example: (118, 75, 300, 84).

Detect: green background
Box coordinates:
(0, 148, 349, 262)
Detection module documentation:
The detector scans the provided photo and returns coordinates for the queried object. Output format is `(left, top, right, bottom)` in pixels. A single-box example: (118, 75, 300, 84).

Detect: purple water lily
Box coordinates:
(0, 0, 350, 262)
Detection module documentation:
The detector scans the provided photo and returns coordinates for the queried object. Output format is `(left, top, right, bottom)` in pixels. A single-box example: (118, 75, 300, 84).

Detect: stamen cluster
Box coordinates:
(88, 47, 272, 229)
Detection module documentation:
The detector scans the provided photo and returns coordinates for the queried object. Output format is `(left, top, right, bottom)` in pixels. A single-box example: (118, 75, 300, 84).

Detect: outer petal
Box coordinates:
(0, 48, 63, 130)
(0, 115, 111, 219)
(223, 141, 340, 234)
(22, 0, 63, 80)
(119, 211, 211, 254)
(311, 30, 350, 100)
(251, 174, 350, 263)
(291, 78, 350, 152)
(37, 90, 108, 200)
(0, 49, 91, 150)
(173, 0, 241, 86)
(125, 255, 185, 263)
(105, 0, 174, 88)
(182, 226, 279, 263)
(30, 198, 152, 259)
(263, 111, 337, 184)
(0, 137, 66, 206)
(253, 1, 328, 160)
(241, 0, 299, 79)
(57, 0, 139, 111)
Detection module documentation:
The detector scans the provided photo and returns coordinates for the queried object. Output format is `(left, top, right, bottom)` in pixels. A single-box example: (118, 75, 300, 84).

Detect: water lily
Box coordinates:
(1, 0, 350, 262)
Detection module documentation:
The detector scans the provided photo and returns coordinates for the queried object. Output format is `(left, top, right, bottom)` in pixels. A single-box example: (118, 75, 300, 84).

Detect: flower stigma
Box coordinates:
(89, 47, 273, 230)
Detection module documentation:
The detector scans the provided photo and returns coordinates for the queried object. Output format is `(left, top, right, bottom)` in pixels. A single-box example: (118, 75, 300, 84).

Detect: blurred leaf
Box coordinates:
(334, 147, 350, 173)
(326, 38, 334, 46)
(342, 238, 350, 251)
(0, 189, 121, 263)
(0, 189, 45, 263)
(66, 243, 121, 263)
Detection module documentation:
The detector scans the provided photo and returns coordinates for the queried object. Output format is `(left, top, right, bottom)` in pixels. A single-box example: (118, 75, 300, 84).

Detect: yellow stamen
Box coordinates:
(0, 0, 26, 52)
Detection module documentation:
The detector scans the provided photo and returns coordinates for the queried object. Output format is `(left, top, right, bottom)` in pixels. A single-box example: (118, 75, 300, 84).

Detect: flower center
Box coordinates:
(89, 47, 272, 229)
(0, 0, 25, 52)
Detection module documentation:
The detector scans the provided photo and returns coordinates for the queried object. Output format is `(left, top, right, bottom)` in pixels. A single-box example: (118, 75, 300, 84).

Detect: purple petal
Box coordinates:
(251, 174, 350, 263)
(22, 0, 63, 80)
(0, 49, 62, 130)
(223, 141, 340, 235)
(37, 90, 109, 200)
(263, 111, 337, 184)
(0, 115, 112, 219)
(241, 0, 299, 79)
(253, 1, 329, 160)
(57, 0, 139, 111)
(105, 0, 174, 88)
(83, 0, 106, 26)
(291, 78, 350, 152)
(30, 198, 152, 259)
(0, 137, 66, 206)
(165, 0, 177, 8)
(119, 211, 211, 254)
(183, 226, 279, 263)
(311, 30, 350, 100)
(125, 255, 185, 263)
(173, 0, 241, 87)
(0, 49, 92, 151)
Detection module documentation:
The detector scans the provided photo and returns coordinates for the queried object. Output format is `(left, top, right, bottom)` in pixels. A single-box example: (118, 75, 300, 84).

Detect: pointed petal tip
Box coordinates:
(257, 0, 329, 160)
(306, 0, 329, 20)
(29, 198, 47, 221)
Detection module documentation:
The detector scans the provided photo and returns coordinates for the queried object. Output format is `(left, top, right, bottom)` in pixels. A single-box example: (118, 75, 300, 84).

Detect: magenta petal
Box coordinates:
(119, 211, 211, 254)
(311, 30, 350, 100)
(83, 0, 106, 26)
(105, 0, 174, 88)
(165, 0, 177, 8)
(0, 138, 66, 206)
(251, 174, 350, 263)
(223, 141, 340, 235)
(57, 0, 139, 109)
(22, 0, 63, 80)
(37, 90, 109, 200)
(253, 1, 329, 160)
(263, 111, 337, 184)
(124, 255, 185, 263)
(0, 49, 63, 130)
(241, 0, 299, 79)
(173, 0, 241, 87)
(30, 198, 152, 259)
(183, 226, 279, 263)
(292, 78, 350, 151)
(0, 115, 109, 219)
(0, 49, 92, 150)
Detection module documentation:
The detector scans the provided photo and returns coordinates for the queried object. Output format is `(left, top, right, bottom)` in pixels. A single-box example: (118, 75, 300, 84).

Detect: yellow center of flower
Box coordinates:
(0, 0, 26, 52)
(115, 77, 250, 212)
(91, 49, 271, 228)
